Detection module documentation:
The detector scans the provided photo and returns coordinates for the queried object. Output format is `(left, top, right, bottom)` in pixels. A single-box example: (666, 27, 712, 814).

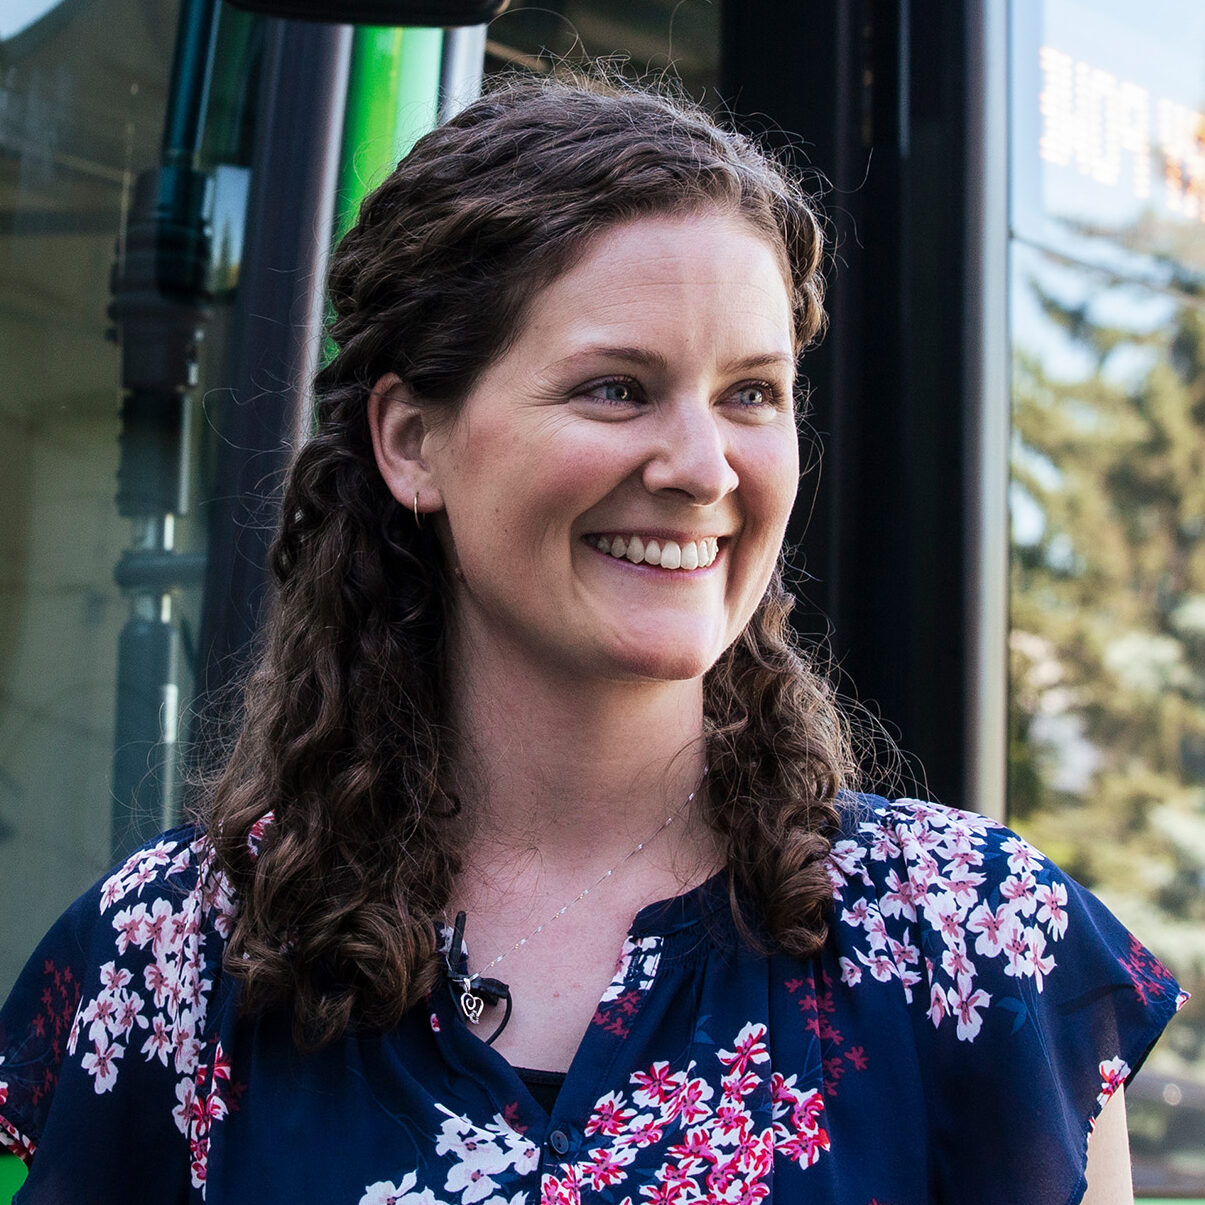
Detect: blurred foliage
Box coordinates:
(1009, 257, 1205, 1087)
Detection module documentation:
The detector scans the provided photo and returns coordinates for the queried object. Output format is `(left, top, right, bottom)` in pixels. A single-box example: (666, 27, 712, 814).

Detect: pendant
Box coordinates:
(458, 980, 484, 1024)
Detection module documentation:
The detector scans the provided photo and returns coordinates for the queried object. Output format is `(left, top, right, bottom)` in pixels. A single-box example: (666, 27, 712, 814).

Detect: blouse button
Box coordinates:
(548, 1129, 570, 1156)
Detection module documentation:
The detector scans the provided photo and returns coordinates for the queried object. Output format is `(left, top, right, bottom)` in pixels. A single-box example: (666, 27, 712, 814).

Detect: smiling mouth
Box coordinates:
(584, 534, 720, 570)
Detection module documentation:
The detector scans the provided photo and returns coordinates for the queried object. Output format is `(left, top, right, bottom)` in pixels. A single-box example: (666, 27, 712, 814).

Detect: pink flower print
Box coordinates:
(98, 961, 132, 992)
(841, 898, 872, 926)
(1000, 871, 1038, 917)
(174, 1025, 202, 1077)
(880, 870, 918, 921)
(586, 1145, 634, 1190)
(862, 911, 889, 951)
(940, 947, 974, 991)
(838, 956, 863, 987)
(1026, 927, 1056, 991)
(141, 1016, 174, 1065)
(100, 876, 125, 912)
(829, 837, 869, 877)
(81, 992, 119, 1045)
(856, 949, 896, 983)
(130, 861, 161, 894)
(889, 935, 919, 969)
(631, 1061, 680, 1108)
(112, 905, 146, 954)
(1035, 881, 1069, 939)
(945, 869, 987, 907)
(718, 1023, 770, 1078)
(966, 901, 1019, 958)
(638, 1180, 684, 1205)
(946, 844, 984, 872)
(948, 983, 991, 1042)
(81, 1036, 123, 1093)
(667, 1125, 717, 1169)
(866, 825, 901, 862)
(143, 959, 173, 1009)
(1002, 925, 1033, 980)
(1095, 1056, 1131, 1118)
(1001, 835, 1042, 875)
(112, 990, 147, 1038)
(920, 892, 966, 951)
(769, 1072, 803, 1116)
(846, 1046, 869, 1071)
(540, 1163, 585, 1205)
(668, 1075, 714, 1125)
(585, 1091, 635, 1138)
(617, 1114, 664, 1151)
(142, 897, 179, 959)
(720, 1070, 759, 1105)
(713, 1102, 754, 1143)
(730, 1176, 771, 1205)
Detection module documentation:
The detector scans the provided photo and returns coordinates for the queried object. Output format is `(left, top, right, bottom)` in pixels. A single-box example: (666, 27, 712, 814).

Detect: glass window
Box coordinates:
(0, 0, 260, 995)
(485, 0, 720, 98)
(1010, 0, 1205, 1192)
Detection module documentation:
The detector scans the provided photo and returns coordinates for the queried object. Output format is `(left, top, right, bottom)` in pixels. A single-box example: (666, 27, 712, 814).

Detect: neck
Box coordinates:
(446, 639, 712, 878)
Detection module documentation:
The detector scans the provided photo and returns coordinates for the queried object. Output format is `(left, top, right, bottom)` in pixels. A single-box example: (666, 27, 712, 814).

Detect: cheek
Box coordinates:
(745, 439, 800, 537)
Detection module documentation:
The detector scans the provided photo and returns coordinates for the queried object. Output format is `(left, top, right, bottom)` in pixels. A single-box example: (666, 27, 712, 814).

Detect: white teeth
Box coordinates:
(586, 533, 720, 570)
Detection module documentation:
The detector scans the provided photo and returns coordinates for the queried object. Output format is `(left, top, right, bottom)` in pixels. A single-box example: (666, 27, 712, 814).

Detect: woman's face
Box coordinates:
(415, 211, 800, 688)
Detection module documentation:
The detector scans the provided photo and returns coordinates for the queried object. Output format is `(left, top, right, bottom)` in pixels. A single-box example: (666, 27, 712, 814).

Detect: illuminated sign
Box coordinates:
(1039, 45, 1205, 219)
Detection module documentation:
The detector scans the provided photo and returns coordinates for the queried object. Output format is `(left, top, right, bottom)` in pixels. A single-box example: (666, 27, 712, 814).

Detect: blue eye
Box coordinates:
(734, 384, 773, 407)
(584, 378, 641, 404)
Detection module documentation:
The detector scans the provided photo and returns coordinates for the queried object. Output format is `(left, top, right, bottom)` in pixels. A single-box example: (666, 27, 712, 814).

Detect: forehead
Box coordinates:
(513, 212, 795, 356)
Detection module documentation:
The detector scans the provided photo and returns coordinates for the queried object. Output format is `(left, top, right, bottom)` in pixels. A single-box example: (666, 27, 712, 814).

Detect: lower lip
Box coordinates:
(583, 540, 721, 575)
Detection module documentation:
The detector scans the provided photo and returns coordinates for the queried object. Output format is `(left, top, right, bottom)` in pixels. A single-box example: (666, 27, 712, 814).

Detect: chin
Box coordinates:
(604, 639, 726, 685)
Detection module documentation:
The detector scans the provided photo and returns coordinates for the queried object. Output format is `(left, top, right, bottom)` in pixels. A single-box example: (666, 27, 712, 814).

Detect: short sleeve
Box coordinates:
(827, 797, 1186, 1205)
(0, 827, 236, 1202)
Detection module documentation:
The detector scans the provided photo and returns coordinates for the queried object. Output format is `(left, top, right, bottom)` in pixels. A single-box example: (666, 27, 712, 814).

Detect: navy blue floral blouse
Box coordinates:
(0, 797, 1186, 1204)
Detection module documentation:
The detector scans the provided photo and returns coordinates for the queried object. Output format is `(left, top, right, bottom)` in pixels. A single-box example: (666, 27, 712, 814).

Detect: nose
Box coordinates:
(640, 401, 739, 504)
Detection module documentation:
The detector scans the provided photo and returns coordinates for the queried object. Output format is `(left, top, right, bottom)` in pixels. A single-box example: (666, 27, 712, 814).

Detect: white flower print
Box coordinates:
(80, 1036, 123, 1093)
(62, 831, 238, 1195)
(598, 936, 661, 1004)
(1036, 880, 1069, 939)
(826, 801, 1078, 1043)
(360, 1172, 445, 1205)
(432, 1107, 538, 1204)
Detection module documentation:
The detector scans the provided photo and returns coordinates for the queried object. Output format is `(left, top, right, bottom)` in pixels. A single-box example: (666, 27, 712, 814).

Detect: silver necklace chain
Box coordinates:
(448, 767, 708, 1027)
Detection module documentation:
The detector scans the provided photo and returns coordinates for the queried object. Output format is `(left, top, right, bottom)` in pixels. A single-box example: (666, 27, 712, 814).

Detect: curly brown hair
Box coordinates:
(203, 72, 854, 1047)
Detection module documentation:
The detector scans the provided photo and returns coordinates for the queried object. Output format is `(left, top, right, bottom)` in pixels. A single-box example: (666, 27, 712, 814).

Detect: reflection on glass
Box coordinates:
(0, 0, 257, 997)
(1010, 0, 1205, 1191)
(1012, 0, 1205, 286)
(1009, 241, 1205, 1192)
(485, 0, 720, 96)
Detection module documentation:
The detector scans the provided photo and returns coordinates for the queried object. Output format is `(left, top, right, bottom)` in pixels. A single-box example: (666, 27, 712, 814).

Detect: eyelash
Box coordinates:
(579, 377, 786, 409)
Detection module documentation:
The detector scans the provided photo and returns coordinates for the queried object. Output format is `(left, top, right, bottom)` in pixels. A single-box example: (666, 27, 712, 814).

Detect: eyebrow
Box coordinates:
(553, 345, 797, 375)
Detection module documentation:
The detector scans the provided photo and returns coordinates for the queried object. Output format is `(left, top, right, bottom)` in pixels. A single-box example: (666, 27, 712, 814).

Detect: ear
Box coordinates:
(367, 373, 444, 516)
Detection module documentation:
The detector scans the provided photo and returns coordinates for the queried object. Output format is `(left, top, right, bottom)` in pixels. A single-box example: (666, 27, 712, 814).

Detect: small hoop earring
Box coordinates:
(412, 493, 422, 527)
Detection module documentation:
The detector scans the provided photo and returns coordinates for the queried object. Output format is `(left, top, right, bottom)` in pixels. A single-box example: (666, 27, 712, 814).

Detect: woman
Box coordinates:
(0, 75, 1183, 1203)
